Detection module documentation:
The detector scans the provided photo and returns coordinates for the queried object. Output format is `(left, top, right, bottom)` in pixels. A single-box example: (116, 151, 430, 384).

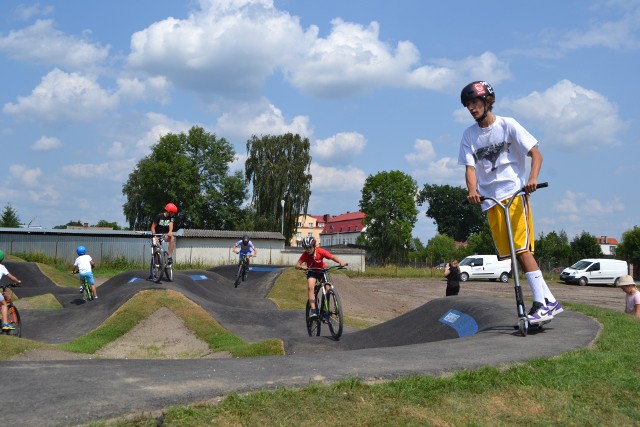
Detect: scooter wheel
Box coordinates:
(518, 318, 528, 337)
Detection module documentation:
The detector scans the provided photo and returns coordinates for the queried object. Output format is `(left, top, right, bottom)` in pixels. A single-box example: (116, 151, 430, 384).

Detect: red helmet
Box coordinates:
(165, 203, 178, 214)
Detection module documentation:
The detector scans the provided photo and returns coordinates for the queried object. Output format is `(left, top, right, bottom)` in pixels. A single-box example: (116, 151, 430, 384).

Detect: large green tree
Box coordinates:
(424, 234, 456, 266)
(0, 203, 21, 227)
(570, 231, 603, 260)
(616, 226, 640, 269)
(359, 170, 418, 265)
(416, 184, 485, 242)
(245, 133, 312, 241)
(122, 126, 248, 230)
(535, 230, 572, 270)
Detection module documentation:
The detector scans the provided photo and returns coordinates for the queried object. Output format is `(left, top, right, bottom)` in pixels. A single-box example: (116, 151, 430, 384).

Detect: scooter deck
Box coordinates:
(513, 319, 551, 330)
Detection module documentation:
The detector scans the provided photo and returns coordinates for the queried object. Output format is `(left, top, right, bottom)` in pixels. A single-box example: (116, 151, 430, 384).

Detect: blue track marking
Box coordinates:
(438, 309, 479, 337)
(189, 275, 209, 281)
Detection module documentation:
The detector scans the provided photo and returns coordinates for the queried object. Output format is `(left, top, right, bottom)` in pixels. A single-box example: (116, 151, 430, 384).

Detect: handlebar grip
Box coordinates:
(536, 182, 549, 189)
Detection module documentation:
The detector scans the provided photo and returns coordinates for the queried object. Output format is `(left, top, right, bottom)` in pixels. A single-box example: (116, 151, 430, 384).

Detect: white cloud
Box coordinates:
(127, 0, 313, 95)
(116, 76, 171, 105)
(3, 69, 118, 122)
(502, 79, 625, 151)
(552, 190, 624, 215)
(9, 164, 43, 187)
(405, 139, 437, 165)
(0, 19, 109, 69)
(14, 4, 54, 21)
(134, 112, 194, 153)
(309, 163, 366, 192)
(312, 132, 366, 163)
(559, 8, 640, 50)
(31, 136, 61, 151)
(216, 100, 312, 140)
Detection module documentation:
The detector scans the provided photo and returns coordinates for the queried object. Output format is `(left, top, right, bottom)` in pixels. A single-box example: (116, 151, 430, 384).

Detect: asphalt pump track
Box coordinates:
(3, 261, 600, 426)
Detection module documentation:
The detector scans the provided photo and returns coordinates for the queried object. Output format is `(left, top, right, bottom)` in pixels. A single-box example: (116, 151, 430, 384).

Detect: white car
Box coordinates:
(458, 255, 512, 283)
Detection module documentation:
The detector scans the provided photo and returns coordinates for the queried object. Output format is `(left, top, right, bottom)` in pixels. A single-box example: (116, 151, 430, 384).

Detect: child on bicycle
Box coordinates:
(151, 202, 178, 265)
(231, 234, 257, 266)
(295, 236, 346, 319)
(73, 245, 97, 299)
(0, 249, 21, 330)
(458, 81, 562, 324)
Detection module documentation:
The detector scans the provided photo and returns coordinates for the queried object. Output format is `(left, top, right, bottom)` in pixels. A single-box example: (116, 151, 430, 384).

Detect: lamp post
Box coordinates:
(280, 199, 285, 237)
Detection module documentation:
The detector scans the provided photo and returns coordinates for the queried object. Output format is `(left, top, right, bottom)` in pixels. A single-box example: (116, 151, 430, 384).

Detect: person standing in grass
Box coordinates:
(616, 275, 640, 317)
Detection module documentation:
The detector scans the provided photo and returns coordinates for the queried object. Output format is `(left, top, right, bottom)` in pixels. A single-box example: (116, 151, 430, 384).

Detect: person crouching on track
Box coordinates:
(0, 249, 21, 330)
(73, 245, 97, 299)
(295, 236, 346, 319)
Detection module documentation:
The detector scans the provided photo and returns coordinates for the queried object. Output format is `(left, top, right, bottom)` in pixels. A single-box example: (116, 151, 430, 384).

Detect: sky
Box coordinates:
(1, 0, 638, 244)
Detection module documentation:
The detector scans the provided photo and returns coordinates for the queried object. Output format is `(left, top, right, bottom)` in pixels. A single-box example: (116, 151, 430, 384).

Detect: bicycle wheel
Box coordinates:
(164, 251, 173, 281)
(242, 260, 248, 281)
(83, 279, 93, 302)
(305, 300, 321, 337)
(7, 304, 21, 337)
(234, 262, 243, 288)
(153, 252, 164, 283)
(324, 289, 344, 339)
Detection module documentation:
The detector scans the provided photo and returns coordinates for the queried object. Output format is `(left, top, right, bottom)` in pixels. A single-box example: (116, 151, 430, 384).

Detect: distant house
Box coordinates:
(320, 211, 366, 248)
(596, 236, 618, 256)
(290, 214, 326, 247)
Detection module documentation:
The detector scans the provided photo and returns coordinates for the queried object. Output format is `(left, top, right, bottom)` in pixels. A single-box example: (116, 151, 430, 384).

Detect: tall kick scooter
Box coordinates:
(469, 182, 548, 337)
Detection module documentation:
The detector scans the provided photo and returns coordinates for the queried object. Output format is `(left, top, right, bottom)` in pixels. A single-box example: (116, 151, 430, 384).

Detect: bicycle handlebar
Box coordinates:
(1, 282, 21, 290)
(306, 265, 348, 273)
(463, 182, 548, 204)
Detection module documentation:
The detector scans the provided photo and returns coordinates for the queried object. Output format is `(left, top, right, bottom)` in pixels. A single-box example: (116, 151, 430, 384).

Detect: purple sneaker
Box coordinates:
(528, 302, 554, 324)
(547, 300, 564, 315)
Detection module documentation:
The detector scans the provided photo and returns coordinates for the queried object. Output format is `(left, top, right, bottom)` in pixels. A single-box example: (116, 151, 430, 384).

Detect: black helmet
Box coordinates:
(460, 81, 495, 107)
(302, 236, 316, 248)
(242, 234, 249, 244)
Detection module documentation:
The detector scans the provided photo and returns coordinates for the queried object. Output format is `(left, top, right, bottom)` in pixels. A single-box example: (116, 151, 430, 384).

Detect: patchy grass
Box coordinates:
(59, 289, 283, 358)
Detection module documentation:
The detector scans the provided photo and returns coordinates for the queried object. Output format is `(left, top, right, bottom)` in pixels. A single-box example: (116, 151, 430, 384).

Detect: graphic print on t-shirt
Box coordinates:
(473, 141, 511, 171)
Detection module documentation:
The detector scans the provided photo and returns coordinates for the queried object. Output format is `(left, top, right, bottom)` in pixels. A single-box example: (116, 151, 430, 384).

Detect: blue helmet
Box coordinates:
(76, 245, 86, 255)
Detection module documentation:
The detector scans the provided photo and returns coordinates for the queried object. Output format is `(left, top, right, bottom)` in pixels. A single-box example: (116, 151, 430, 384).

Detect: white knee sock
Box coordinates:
(525, 270, 548, 304)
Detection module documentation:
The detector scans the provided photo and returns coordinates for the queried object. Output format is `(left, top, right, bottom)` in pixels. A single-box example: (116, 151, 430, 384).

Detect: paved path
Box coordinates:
(2, 262, 600, 426)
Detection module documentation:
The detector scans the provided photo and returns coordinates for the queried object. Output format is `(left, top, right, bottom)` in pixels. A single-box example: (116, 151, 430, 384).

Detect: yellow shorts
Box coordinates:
(487, 194, 535, 260)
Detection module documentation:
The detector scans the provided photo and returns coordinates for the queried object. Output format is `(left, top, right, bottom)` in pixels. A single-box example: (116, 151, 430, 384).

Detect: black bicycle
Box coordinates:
(234, 253, 251, 288)
(150, 234, 173, 283)
(1, 283, 21, 337)
(305, 266, 347, 339)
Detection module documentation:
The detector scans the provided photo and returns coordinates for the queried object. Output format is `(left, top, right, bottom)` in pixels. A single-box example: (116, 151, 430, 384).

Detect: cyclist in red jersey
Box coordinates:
(295, 236, 346, 318)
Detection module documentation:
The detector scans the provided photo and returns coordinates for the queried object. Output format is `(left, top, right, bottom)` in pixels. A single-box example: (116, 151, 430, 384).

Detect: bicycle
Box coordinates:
(305, 265, 347, 339)
(75, 272, 94, 302)
(1, 283, 21, 337)
(149, 233, 173, 283)
(233, 253, 253, 288)
(466, 182, 548, 337)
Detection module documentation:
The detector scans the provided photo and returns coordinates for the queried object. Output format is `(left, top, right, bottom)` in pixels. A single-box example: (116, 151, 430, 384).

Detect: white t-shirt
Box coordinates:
(458, 115, 538, 211)
(74, 254, 93, 274)
(0, 264, 9, 277)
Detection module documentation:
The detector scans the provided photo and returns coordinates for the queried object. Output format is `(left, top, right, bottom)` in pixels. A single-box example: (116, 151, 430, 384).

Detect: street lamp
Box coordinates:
(280, 199, 285, 236)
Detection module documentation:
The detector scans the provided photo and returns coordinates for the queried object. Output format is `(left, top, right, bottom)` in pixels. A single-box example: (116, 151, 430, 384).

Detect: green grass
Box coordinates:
(90, 302, 640, 426)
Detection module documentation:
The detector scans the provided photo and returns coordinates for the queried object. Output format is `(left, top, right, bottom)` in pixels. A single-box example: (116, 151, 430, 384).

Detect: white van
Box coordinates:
(560, 258, 628, 286)
(458, 255, 512, 283)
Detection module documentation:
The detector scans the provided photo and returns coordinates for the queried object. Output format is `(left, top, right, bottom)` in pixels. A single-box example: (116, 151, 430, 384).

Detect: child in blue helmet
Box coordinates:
(0, 249, 22, 330)
(73, 246, 97, 299)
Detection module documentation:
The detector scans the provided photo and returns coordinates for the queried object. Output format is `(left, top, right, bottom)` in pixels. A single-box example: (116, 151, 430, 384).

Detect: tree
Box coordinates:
(570, 231, 603, 260)
(616, 226, 640, 269)
(465, 223, 495, 255)
(535, 230, 572, 270)
(424, 234, 456, 267)
(0, 204, 21, 228)
(95, 220, 122, 230)
(53, 220, 83, 229)
(122, 126, 248, 230)
(359, 170, 418, 265)
(416, 184, 485, 242)
(245, 133, 312, 242)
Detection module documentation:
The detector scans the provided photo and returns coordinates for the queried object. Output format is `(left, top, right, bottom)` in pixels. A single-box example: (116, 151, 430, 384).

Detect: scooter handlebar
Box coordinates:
(463, 182, 548, 204)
